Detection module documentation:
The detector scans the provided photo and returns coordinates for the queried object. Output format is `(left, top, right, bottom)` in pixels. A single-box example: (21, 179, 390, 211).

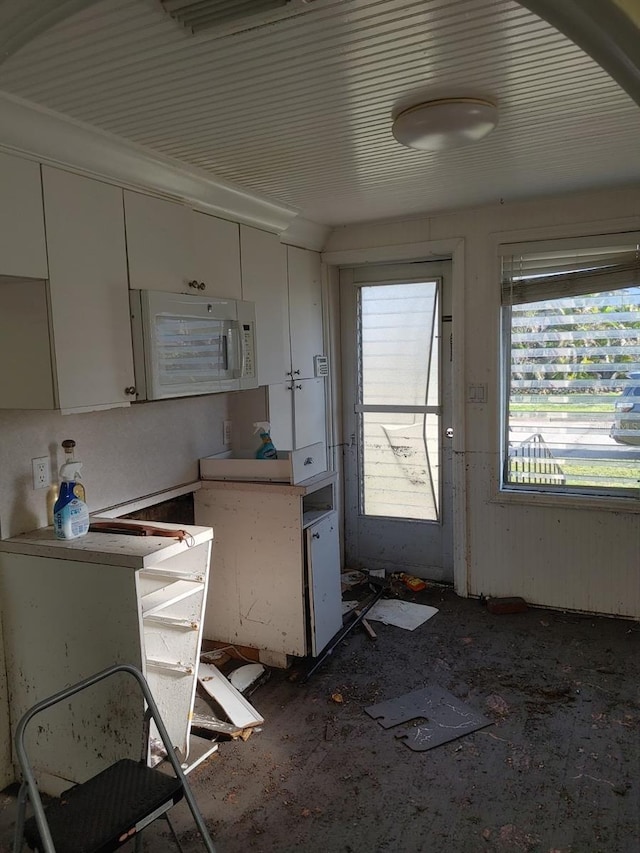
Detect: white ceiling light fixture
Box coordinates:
(392, 98, 498, 152)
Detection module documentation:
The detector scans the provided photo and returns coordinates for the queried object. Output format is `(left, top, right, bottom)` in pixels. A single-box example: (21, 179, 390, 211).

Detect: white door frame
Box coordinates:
(321, 238, 468, 596)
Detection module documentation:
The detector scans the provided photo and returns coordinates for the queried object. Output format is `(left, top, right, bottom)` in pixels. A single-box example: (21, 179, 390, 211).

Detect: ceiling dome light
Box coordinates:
(392, 97, 498, 151)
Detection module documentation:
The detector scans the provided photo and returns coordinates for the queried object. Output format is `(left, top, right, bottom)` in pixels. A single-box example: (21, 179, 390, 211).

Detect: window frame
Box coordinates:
(498, 230, 640, 506)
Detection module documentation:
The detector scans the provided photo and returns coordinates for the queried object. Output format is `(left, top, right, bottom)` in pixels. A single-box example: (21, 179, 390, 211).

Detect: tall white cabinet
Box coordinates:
(0, 521, 213, 794)
(267, 244, 327, 451)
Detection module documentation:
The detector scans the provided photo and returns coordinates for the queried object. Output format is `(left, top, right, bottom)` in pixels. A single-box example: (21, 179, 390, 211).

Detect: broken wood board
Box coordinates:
(198, 662, 264, 729)
(365, 685, 490, 751)
(191, 712, 243, 738)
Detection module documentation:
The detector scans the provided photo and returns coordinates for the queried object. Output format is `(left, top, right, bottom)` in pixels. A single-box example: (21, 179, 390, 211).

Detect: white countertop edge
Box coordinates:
(0, 517, 213, 569)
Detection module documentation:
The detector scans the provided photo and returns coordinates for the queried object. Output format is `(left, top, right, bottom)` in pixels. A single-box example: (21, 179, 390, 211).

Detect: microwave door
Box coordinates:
(149, 312, 225, 399)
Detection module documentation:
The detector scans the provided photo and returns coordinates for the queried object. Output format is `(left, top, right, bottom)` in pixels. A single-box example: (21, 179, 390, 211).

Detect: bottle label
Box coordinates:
(54, 490, 89, 540)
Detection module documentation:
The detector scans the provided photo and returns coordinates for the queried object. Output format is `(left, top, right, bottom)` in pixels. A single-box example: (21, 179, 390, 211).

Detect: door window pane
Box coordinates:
(359, 282, 440, 520)
(361, 283, 438, 407)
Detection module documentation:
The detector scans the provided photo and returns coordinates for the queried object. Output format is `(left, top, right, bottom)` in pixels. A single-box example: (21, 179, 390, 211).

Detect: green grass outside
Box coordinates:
(511, 400, 617, 414)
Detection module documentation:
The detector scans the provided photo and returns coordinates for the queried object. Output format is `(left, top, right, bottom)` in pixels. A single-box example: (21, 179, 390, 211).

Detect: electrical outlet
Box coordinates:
(223, 420, 232, 445)
(32, 456, 50, 490)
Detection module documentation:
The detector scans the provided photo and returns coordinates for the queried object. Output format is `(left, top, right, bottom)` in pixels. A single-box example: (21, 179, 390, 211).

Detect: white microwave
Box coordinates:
(130, 289, 258, 401)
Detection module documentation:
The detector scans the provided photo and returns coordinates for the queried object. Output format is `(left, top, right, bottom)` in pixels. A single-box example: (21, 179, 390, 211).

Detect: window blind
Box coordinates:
(500, 233, 640, 305)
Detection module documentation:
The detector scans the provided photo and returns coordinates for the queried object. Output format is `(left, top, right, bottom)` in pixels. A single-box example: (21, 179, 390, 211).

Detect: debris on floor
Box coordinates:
(398, 572, 428, 592)
(365, 599, 438, 631)
(228, 663, 267, 694)
(341, 570, 367, 591)
(365, 685, 491, 751)
(190, 714, 244, 739)
(198, 662, 264, 729)
(485, 596, 528, 614)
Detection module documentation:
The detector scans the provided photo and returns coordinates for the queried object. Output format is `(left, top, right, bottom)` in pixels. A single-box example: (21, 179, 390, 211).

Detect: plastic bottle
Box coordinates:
(53, 440, 89, 540)
(253, 422, 277, 460)
(61, 439, 86, 502)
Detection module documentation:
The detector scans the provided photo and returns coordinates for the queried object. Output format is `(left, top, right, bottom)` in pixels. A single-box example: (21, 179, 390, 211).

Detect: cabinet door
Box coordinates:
(306, 511, 342, 656)
(293, 377, 326, 449)
(240, 225, 288, 386)
(267, 383, 294, 450)
(268, 377, 326, 451)
(287, 246, 324, 380)
(42, 167, 135, 412)
(124, 190, 192, 293)
(0, 152, 47, 279)
(191, 211, 242, 299)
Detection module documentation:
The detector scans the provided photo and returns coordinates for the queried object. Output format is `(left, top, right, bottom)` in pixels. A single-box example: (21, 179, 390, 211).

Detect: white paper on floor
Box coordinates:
(365, 600, 438, 631)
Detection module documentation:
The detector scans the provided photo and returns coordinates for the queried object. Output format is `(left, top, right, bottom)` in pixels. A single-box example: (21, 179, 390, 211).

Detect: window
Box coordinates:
(500, 234, 640, 498)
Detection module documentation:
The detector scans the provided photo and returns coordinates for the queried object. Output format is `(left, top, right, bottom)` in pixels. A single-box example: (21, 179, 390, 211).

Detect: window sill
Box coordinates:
(492, 487, 640, 515)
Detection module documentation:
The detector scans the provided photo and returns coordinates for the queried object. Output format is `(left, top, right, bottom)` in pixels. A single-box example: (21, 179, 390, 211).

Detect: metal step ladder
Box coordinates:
(12, 664, 216, 853)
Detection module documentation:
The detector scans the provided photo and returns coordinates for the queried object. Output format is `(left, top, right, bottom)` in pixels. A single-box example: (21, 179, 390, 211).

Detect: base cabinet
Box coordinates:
(195, 474, 341, 665)
(0, 522, 213, 793)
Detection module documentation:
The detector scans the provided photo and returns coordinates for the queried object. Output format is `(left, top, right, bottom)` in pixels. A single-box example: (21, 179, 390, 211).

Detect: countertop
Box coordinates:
(0, 517, 213, 569)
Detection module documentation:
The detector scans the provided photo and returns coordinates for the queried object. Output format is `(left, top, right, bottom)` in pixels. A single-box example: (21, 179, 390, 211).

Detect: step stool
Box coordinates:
(12, 664, 216, 853)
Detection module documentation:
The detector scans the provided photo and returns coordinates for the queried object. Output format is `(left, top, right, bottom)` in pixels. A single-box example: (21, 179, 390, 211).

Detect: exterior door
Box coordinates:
(340, 261, 453, 581)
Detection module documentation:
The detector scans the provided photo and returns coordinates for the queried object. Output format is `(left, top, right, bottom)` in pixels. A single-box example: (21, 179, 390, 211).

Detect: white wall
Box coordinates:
(0, 386, 268, 540)
(325, 183, 640, 619)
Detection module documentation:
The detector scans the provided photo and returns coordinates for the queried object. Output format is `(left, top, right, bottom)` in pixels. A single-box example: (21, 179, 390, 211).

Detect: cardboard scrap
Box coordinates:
(365, 599, 438, 631)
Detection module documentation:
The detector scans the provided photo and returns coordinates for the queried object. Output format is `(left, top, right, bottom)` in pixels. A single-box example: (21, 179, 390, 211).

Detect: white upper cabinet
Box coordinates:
(191, 211, 242, 299)
(124, 191, 242, 298)
(124, 191, 192, 293)
(0, 152, 47, 279)
(0, 168, 135, 413)
(239, 224, 288, 386)
(287, 245, 324, 381)
(42, 167, 135, 412)
(0, 166, 135, 412)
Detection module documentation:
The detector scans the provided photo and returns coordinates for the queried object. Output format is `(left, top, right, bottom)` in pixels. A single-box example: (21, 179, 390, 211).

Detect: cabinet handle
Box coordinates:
(295, 384, 302, 390)
(188, 280, 206, 291)
(293, 369, 301, 375)
(304, 457, 313, 465)
(124, 386, 137, 396)
(312, 531, 320, 539)
(286, 384, 294, 391)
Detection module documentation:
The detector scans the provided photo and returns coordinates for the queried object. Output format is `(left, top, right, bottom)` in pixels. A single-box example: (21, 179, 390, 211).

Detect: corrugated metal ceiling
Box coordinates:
(0, 0, 638, 226)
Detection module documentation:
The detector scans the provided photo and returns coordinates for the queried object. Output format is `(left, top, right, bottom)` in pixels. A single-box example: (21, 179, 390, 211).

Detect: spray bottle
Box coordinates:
(61, 439, 86, 502)
(53, 439, 89, 540)
(253, 422, 277, 460)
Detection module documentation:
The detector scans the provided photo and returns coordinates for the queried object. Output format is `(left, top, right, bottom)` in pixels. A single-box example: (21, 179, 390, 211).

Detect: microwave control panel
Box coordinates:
(242, 323, 256, 378)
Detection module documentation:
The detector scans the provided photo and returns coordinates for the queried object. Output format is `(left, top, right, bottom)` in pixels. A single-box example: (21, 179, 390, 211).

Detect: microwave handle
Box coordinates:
(229, 320, 243, 378)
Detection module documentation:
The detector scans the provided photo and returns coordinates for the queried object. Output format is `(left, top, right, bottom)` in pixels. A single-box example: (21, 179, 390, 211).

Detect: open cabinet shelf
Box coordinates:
(0, 519, 214, 793)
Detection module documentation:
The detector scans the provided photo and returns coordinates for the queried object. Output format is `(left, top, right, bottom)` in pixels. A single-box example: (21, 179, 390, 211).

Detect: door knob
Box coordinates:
(445, 427, 453, 439)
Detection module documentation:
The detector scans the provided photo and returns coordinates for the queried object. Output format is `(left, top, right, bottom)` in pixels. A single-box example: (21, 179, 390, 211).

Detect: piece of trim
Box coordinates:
(197, 663, 264, 729)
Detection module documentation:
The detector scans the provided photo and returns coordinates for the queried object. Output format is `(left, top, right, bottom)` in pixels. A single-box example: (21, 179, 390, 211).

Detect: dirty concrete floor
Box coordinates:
(2, 586, 639, 853)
